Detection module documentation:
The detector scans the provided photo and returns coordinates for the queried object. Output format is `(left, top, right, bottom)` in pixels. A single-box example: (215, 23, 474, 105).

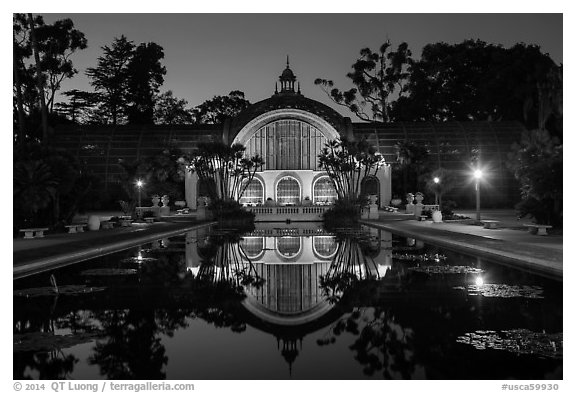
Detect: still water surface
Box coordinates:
(13, 223, 562, 379)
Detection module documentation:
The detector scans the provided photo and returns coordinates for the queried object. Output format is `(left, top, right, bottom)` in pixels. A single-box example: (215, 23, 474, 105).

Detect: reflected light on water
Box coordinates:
(475, 276, 484, 286)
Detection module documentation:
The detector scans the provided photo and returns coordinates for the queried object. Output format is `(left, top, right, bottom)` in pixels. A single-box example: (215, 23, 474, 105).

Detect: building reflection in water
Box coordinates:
(184, 223, 392, 374)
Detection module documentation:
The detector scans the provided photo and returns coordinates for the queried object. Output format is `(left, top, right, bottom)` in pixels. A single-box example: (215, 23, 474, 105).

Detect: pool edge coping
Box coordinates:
(360, 220, 563, 281)
(13, 221, 217, 280)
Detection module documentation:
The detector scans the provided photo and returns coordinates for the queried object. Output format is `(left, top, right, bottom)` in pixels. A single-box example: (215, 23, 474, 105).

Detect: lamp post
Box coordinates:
(136, 179, 143, 215)
(433, 176, 440, 205)
(473, 169, 483, 221)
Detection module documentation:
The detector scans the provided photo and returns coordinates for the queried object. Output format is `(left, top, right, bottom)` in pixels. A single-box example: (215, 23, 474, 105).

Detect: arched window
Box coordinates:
(313, 236, 338, 259)
(276, 237, 301, 258)
(361, 176, 380, 202)
(276, 176, 300, 205)
(239, 178, 264, 206)
(240, 237, 264, 259)
(313, 176, 337, 205)
(244, 119, 328, 170)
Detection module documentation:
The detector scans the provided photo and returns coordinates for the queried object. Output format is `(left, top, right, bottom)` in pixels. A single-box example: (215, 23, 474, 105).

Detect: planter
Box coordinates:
(432, 210, 443, 223)
(391, 198, 402, 207)
(87, 215, 101, 231)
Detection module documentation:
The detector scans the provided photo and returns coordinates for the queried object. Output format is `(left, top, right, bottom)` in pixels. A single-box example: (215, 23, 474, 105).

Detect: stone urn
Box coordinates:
(161, 195, 170, 207)
(151, 195, 161, 207)
(415, 192, 424, 204)
(406, 193, 415, 205)
(87, 215, 101, 231)
(432, 210, 443, 223)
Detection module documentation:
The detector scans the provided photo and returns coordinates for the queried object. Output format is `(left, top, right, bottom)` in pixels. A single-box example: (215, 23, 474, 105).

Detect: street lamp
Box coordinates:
(473, 169, 483, 221)
(136, 179, 144, 213)
(433, 177, 440, 205)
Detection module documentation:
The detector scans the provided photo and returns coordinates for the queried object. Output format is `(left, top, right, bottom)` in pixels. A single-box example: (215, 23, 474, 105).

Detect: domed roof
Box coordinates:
(280, 66, 296, 80)
(230, 93, 345, 137)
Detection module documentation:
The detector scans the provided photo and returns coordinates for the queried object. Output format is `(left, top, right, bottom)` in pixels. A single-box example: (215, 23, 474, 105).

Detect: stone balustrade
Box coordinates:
(246, 205, 331, 222)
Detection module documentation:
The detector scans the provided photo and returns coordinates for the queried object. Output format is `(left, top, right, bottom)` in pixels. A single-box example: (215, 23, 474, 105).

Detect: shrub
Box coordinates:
(142, 210, 155, 219)
(208, 199, 255, 230)
(323, 199, 363, 230)
(515, 197, 555, 225)
(441, 200, 458, 216)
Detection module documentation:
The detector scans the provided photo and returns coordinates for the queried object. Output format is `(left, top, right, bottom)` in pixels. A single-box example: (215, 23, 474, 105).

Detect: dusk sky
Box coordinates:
(40, 13, 563, 119)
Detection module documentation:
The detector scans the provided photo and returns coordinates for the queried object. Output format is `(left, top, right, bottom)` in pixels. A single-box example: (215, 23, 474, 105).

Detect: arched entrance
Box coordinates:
(361, 176, 380, 203)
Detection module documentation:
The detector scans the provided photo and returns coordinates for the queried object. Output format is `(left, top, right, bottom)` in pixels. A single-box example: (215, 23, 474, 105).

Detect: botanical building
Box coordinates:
(53, 62, 526, 208)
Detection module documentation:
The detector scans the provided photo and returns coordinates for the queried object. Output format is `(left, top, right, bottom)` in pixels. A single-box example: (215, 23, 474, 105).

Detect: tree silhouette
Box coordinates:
(315, 41, 412, 122)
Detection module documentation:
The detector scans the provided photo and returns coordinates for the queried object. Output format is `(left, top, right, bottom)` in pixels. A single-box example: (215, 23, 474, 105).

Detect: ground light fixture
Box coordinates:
(473, 169, 483, 220)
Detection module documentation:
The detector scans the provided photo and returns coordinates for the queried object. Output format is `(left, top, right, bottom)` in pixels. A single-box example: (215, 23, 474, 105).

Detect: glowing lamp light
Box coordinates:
(136, 179, 144, 188)
(473, 169, 483, 180)
(433, 177, 440, 184)
(475, 276, 484, 286)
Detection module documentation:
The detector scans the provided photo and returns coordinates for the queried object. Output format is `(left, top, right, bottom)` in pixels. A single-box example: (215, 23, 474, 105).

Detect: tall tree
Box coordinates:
(13, 14, 87, 141)
(126, 43, 166, 124)
(34, 18, 87, 113)
(192, 90, 251, 124)
(13, 30, 26, 140)
(315, 41, 413, 122)
(54, 89, 99, 124)
(389, 40, 560, 128)
(14, 14, 42, 140)
(86, 36, 135, 125)
(27, 13, 49, 143)
(154, 91, 193, 125)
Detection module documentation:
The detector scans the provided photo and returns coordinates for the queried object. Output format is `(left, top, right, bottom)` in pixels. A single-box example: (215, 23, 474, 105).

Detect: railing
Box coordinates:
(422, 204, 440, 212)
(246, 205, 331, 221)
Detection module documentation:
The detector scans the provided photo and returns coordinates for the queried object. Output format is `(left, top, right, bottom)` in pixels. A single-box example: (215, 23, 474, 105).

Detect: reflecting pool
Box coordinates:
(13, 223, 562, 380)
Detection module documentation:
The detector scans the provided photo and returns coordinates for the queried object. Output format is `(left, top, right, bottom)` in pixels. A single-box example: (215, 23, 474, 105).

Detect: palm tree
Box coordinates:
(14, 160, 59, 226)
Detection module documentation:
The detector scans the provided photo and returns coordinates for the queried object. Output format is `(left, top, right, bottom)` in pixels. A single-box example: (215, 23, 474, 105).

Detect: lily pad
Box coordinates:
(120, 257, 158, 264)
(14, 285, 106, 298)
(456, 329, 562, 359)
(80, 268, 138, 276)
(393, 253, 447, 262)
(408, 266, 484, 275)
(14, 331, 103, 352)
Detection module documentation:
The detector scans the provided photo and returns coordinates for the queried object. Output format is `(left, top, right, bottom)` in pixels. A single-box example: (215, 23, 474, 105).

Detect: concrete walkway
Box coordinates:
(13, 220, 215, 280)
(361, 209, 562, 280)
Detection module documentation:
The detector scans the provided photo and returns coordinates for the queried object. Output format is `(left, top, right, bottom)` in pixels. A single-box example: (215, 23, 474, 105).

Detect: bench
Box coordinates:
(144, 217, 155, 224)
(19, 228, 49, 239)
(524, 223, 553, 236)
(65, 224, 87, 233)
(481, 220, 500, 229)
(100, 221, 114, 229)
(417, 215, 428, 221)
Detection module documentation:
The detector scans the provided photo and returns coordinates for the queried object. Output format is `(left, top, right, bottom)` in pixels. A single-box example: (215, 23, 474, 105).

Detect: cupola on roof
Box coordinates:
(277, 56, 299, 94)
